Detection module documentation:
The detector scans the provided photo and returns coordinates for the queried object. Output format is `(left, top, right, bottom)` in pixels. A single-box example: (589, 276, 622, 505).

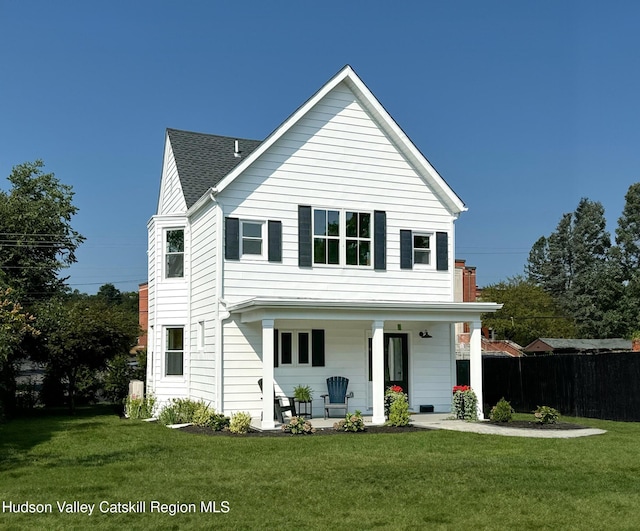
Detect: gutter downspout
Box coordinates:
(213, 192, 228, 412)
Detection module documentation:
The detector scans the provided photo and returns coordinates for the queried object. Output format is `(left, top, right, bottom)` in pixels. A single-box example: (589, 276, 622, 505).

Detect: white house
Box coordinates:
(146, 65, 500, 428)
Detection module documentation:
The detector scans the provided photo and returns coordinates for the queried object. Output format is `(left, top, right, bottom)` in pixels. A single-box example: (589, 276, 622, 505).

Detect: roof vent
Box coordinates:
(234, 139, 241, 158)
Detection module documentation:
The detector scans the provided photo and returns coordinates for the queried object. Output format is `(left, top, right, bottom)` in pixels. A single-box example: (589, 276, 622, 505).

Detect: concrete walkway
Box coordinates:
(277, 413, 607, 438)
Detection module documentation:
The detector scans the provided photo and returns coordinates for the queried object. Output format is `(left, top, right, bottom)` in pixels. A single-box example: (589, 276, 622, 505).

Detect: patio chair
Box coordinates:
(321, 376, 353, 419)
(258, 379, 297, 423)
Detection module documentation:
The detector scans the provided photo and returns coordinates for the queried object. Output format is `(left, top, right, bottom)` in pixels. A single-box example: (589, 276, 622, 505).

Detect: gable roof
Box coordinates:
(167, 128, 261, 209)
(212, 65, 466, 214)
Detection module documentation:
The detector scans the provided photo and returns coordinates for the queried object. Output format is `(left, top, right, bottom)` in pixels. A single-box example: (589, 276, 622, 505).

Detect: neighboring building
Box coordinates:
(145, 65, 500, 427)
(524, 338, 633, 354)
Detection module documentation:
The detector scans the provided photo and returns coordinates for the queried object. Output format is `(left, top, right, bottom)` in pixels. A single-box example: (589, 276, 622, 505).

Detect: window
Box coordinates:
(346, 211, 371, 266)
(313, 209, 340, 264)
(278, 331, 311, 366)
(165, 327, 184, 376)
(241, 221, 263, 256)
(197, 321, 205, 351)
(165, 229, 184, 278)
(312, 208, 372, 267)
(413, 233, 432, 265)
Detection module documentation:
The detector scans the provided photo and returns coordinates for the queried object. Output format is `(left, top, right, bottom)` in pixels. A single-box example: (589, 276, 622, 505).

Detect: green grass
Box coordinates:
(1, 407, 640, 530)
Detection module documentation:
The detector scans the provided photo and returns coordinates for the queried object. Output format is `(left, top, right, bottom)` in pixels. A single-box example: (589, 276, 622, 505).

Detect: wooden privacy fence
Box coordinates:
(459, 353, 640, 421)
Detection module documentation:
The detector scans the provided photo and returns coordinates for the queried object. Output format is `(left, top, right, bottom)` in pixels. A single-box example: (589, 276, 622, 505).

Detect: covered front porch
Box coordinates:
(227, 297, 501, 430)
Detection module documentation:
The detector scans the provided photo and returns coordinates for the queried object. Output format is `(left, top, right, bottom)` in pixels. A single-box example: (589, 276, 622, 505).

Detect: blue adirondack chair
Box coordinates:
(321, 376, 353, 419)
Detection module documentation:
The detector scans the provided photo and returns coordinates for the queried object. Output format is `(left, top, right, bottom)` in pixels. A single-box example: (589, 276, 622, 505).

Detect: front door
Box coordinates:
(368, 333, 409, 400)
(384, 333, 409, 396)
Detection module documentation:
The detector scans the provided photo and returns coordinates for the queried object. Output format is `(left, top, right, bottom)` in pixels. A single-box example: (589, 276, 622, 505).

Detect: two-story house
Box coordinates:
(146, 65, 500, 428)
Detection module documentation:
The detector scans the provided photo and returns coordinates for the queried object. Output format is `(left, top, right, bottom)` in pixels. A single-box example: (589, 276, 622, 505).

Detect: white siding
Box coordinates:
(188, 206, 218, 406)
(158, 136, 187, 215)
(220, 82, 456, 304)
(222, 318, 454, 418)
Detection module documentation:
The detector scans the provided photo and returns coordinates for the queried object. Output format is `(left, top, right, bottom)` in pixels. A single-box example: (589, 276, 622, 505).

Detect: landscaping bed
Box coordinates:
(488, 420, 589, 430)
(179, 423, 432, 437)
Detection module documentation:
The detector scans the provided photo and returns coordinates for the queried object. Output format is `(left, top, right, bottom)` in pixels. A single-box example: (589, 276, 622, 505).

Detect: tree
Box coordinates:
(526, 198, 622, 337)
(33, 297, 139, 413)
(481, 276, 577, 347)
(0, 160, 84, 302)
(616, 183, 640, 332)
(0, 287, 39, 416)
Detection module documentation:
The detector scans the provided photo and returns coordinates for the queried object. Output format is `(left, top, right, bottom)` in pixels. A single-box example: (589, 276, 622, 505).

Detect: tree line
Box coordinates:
(0, 161, 141, 417)
(482, 183, 640, 346)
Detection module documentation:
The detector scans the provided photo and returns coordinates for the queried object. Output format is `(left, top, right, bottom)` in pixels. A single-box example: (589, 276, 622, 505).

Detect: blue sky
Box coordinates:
(1, 1, 639, 293)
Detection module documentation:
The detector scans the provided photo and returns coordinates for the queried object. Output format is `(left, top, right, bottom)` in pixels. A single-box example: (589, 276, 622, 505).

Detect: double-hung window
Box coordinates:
(241, 220, 263, 256)
(413, 233, 432, 265)
(165, 229, 184, 278)
(165, 327, 184, 376)
(313, 209, 340, 264)
(312, 208, 372, 267)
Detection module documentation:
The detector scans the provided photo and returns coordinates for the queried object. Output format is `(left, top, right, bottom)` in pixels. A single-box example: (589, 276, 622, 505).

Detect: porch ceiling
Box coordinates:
(225, 297, 501, 323)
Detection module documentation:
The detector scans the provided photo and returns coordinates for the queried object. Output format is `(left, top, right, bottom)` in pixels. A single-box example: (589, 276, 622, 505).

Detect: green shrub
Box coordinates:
(534, 405, 560, 424)
(191, 402, 230, 430)
(157, 398, 200, 426)
(229, 411, 252, 434)
(387, 394, 410, 427)
(281, 416, 315, 434)
(333, 410, 366, 432)
(124, 393, 156, 420)
(490, 398, 514, 422)
(210, 413, 231, 431)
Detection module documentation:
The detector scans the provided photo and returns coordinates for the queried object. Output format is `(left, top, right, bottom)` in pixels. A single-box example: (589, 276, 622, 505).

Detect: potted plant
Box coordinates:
(293, 384, 313, 403)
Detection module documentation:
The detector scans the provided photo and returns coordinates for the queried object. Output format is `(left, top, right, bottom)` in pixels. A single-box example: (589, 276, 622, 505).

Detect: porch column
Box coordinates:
(261, 319, 275, 430)
(371, 320, 385, 425)
(469, 319, 484, 419)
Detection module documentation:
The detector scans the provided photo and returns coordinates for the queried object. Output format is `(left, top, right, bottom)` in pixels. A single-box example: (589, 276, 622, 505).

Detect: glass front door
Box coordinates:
(369, 333, 409, 397)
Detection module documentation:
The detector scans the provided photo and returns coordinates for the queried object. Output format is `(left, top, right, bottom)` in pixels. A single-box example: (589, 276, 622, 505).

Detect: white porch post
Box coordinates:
(371, 320, 385, 425)
(469, 319, 484, 419)
(261, 319, 275, 430)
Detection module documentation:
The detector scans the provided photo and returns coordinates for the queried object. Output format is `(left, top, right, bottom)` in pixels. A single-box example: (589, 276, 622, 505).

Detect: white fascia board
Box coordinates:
(227, 297, 502, 324)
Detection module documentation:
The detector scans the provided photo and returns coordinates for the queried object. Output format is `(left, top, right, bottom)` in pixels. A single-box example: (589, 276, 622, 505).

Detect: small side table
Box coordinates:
(296, 400, 312, 419)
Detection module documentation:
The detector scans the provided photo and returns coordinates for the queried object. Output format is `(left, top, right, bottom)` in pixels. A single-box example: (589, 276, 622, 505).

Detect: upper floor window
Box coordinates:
(313, 209, 340, 264)
(165, 229, 184, 278)
(312, 208, 372, 267)
(241, 221, 263, 256)
(413, 233, 432, 265)
(346, 211, 371, 266)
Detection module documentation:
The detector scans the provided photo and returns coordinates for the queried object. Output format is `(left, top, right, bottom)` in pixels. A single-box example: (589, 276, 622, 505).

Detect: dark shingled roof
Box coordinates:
(167, 128, 262, 208)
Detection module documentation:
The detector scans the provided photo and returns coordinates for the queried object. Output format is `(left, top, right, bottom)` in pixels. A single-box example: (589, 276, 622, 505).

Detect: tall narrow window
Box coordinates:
(241, 221, 263, 256)
(346, 211, 371, 266)
(165, 229, 184, 278)
(165, 327, 184, 376)
(313, 209, 340, 264)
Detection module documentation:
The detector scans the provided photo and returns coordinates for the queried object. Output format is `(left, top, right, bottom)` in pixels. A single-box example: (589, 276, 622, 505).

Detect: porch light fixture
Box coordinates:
(419, 329, 432, 339)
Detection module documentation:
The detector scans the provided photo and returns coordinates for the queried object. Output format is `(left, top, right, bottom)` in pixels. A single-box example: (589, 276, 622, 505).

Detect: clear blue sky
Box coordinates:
(1, 1, 639, 293)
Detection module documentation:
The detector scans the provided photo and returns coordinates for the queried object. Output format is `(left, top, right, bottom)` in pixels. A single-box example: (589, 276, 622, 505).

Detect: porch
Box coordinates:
(226, 297, 501, 430)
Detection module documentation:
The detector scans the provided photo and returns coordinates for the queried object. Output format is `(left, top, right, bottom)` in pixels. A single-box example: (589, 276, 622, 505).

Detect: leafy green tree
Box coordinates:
(32, 298, 139, 413)
(616, 183, 640, 332)
(481, 276, 577, 347)
(0, 160, 84, 302)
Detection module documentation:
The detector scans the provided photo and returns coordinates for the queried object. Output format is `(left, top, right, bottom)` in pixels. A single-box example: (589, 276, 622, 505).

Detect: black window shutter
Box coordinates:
(374, 210, 386, 270)
(225, 217, 240, 260)
(311, 329, 325, 367)
(273, 329, 279, 367)
(298, 206, 312, 267)
(436, 231, 449, 271)
(268, 220, 282, 262)
(400, 229, 413, 269)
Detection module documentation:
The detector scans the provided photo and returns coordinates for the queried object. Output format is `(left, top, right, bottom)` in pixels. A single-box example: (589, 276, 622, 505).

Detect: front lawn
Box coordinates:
(1, 407, 639, 530)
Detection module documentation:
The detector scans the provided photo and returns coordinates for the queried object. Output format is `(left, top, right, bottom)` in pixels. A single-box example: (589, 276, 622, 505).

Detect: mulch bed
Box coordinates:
(488, 420, 589, 430)
(180, 424, 432, 437)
